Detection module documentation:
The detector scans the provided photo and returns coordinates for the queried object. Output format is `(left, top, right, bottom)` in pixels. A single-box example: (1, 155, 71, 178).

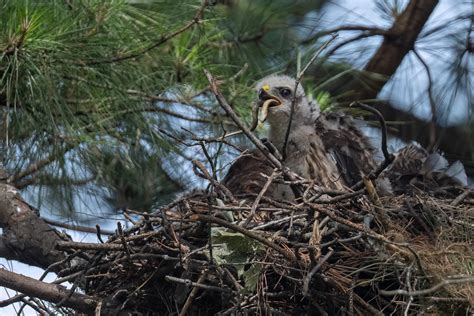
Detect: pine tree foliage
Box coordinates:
(0, 0, 472, 215)
(0, 0, 327, 214)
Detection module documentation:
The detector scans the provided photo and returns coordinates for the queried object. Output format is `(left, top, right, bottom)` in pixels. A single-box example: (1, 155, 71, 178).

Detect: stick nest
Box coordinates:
(60, 184, 473, 315)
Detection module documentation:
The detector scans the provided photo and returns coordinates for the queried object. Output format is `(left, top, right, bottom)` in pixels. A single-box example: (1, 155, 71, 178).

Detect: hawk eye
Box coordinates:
(258, 89, 266, 100)
(279, 88, 292, 98)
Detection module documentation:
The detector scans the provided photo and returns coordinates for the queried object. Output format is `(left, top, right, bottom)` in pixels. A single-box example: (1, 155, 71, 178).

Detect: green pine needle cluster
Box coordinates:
(0, 0, 325, 215)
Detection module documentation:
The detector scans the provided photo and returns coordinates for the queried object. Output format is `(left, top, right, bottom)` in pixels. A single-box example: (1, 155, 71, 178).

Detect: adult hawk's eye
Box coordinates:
(279, 88, 292, 98)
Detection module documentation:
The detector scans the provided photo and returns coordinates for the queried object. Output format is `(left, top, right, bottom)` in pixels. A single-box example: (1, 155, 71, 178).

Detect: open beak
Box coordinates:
(258, 89, 281, 122)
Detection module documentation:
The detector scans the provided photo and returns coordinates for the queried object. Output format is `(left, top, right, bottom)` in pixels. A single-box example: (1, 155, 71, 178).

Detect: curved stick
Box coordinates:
(349, 101, 393, 163)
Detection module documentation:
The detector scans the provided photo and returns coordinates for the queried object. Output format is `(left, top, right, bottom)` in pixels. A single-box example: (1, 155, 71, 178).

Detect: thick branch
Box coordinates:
(0, 268, 98, 313)
(0, 183, 69, 270)
(353, 0, 439, 101)
(322, 0, 474, 175)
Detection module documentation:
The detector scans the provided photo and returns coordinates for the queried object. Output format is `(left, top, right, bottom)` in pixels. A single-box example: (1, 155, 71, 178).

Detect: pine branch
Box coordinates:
(10, 144, 75, 186)
(83, 0, 208, 65)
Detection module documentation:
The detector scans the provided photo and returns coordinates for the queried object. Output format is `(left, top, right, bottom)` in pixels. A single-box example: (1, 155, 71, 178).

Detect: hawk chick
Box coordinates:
(224, 75, 385, 199)
(223, 75, 468, 201)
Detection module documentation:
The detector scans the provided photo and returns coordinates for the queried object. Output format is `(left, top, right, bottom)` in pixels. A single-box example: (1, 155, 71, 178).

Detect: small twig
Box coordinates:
(199, 142, 217, 180)
(18, 298, 47, 315)
(379, 276, 474, 296)
(350, 102, 392, 163)
(348, 277, 355, 316)
(318, 216, 330, 229)
(302, 248, 334, 296)
(165, 275, 230, 293)
(96, 225, 105, 243)
(118, 106, 214, 124)
(349, 101, 394, 190)
(243, 169, 278, 226)
(42, 218, 114, 236)
(158, 209, 189, 256)
(320, 233, 363, 248)
(301, 25, 388, 45)
(117, 222, 132, 262)
(450, 189, 471, 206)
(305, 189, 364, 204)
(192, 159, 236, 203)
(352, 292, 384, 315)
(187, 200, 294, 213)
(56, 241, 130, 251)
(287, 209, 296, 237)
(178, 272, 208, 316)
(203, 69, 282, 170)
(413, 49, 437, 151)
(180, 127, 244, 153)
(205, 190, 215, 265)
(282, 35, 337, 160)
(307, 246, 319, 266)
(83, 0, 208, 65)
(406, 202, 436, 242)
(122, 211, 138, 226)
(127, 89, 213, 114)
(309, 210, 322, 259)
(362, 177, 391, 230)
(219, 266, 244, 291)
(404, 263, 415, 316)
(10, 145, 75, 184)
(251, 214, 306, 231)
(426, 297, 470, 302)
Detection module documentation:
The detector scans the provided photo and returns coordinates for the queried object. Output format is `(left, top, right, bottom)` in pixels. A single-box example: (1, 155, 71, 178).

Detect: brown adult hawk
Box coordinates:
(222, 75, 386, 199)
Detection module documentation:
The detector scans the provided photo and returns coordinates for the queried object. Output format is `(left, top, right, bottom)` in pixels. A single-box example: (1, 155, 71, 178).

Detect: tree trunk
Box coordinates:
(350, 0, 439, 101)
(326, 0, 473, 175)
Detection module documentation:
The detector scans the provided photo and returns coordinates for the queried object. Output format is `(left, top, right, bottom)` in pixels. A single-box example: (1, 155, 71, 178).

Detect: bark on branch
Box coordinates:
(0, 268, 98, 313)
(324, 0, 473, 175)
(351, 0, 439, 101)
(0, 183, 69, 271)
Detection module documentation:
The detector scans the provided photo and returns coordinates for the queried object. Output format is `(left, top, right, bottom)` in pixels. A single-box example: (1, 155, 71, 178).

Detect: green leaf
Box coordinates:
(211, 227, 264, 293)
(242, 262, 262, 293)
